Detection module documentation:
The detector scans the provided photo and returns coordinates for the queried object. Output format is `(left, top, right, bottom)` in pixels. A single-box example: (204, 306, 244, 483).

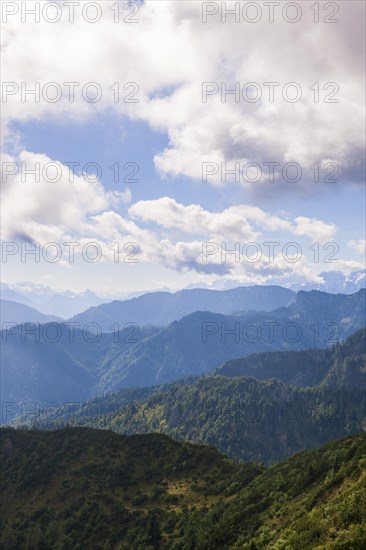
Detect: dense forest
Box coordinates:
(1, 428, 365, 549)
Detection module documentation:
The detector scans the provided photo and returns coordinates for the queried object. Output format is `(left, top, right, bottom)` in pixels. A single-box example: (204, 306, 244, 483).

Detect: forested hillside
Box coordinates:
(23, 330, 366, 463)
(216, 328, 366, 389)
(1, 428, 365, 549)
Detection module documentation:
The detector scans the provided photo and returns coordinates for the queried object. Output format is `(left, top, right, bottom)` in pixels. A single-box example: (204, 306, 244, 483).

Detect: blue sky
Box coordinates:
(6, 114, 365, 225)
(1, 1, 365, 294)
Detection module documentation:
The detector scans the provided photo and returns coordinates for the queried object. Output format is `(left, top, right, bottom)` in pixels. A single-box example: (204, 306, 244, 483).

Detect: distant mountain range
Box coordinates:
(1, 269, 365, 320)
(84, 289, 366, 395)
(1, 283, 364, 332)
(285, 269, 366, 293)
(204, 269, 366, 294)
(69, 285, 295, 331)
(0, 282, 105, 318)
(0, 300, 61, 325)
(2, 289, 365, 422)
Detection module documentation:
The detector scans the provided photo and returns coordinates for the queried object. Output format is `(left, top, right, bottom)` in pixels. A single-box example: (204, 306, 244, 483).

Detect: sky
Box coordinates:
(1, 0, 365, 294)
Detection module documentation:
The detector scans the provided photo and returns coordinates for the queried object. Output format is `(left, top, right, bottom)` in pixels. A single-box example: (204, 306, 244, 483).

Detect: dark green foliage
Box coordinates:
(0, 427, 261, 549)
(193, 433, 366, 549)
(1, 428, 365, 549)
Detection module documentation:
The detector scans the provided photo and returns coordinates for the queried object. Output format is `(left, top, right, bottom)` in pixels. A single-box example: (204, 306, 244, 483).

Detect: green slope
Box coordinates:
(1, 429, 365, 549)
(216, 328, 366, 389)
(0, 427, 262, 550)
(194, 432, 366, 549)
(78, 377, 365, 463)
